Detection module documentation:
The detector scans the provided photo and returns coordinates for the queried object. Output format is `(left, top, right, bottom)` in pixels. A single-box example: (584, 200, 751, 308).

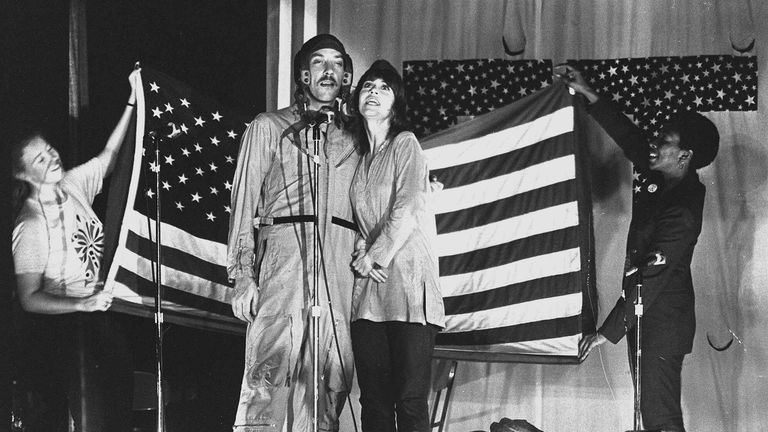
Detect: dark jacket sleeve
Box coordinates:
(599, 204, 699, 343)
(588, 99, 651, 171)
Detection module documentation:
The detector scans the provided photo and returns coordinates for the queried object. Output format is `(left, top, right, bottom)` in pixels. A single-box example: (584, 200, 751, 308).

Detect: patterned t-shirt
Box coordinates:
(13, 158, 105, 298)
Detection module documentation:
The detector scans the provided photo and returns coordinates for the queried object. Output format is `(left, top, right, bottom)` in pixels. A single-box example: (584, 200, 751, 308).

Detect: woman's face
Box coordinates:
(649, 129, 688, 175)
(358, 78, 395, 121)
(17, 135, 63, 185)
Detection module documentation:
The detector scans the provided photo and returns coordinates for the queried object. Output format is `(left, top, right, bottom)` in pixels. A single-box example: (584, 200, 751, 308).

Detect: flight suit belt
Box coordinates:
(253, 215, 358, 232)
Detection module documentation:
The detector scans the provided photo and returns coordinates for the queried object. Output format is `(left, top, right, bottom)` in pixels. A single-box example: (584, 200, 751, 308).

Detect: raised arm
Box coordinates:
(97, 64, 141, 177)
(557, 64, 650, 170)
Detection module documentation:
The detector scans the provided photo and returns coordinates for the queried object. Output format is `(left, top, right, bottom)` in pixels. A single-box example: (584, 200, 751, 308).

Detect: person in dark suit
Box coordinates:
(558, 65, 719, 432)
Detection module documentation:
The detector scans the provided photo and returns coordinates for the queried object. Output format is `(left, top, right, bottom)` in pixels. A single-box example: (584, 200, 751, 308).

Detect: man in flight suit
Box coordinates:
(227, 34, 360, 432)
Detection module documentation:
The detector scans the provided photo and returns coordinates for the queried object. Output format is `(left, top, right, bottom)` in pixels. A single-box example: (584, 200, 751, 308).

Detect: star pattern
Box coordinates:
(571, 56, 757, 141)
(134, 68, 252, 242)
(403, 59, 554, 137)
(404, 55, 757, 205)
(569, 55, 758, 204)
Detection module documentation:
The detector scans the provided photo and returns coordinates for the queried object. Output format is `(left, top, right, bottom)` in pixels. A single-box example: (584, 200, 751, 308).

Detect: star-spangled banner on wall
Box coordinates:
(102, 68, 252, 332)
(403, 59, 554, 138)
(570, 56, 757, 137)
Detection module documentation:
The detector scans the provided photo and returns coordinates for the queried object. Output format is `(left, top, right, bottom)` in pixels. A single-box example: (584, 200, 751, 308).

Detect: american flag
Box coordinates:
(422, 82, 596, 362)
(404, 59, 554, 138)
(406, 55, 755, 360)
(103, 68, 252, 331)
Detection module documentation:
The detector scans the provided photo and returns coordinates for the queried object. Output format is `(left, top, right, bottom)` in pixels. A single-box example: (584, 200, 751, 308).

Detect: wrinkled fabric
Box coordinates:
(349, 131, 444, 327)
(227, 105, 359, 431)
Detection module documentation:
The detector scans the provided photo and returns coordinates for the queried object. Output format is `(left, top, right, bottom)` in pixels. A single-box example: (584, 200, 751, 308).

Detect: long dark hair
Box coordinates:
(11, 131, 43, 219)
(351, 59, 410, 154)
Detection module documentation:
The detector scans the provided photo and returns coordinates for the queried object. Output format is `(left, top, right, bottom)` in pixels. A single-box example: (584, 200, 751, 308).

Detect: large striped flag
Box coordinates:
(101, 68, 251, 333)
(101, 68, 596, 353)
(423, 82, 597, 362)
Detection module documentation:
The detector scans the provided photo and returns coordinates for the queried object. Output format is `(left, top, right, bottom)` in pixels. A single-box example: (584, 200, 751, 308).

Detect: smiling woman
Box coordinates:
(348, 59, 445, 432)
(560, 65, 720, 432)
(10, 67, 140, 432)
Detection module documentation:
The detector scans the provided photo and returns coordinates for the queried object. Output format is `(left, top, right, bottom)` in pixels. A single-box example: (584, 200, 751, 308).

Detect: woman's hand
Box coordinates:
(77, 291, 113, 312)
(429, 177, 444, 193)
(128, 62, 141, 105)
(578, 332, 608, 361)
(352, 252, 388, 283)
(352, 238, 367, 258)
(554, 64, 600, 104)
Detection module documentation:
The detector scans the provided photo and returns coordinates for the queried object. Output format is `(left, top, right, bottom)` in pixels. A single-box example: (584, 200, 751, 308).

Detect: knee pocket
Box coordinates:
(245, 316, 294, 390)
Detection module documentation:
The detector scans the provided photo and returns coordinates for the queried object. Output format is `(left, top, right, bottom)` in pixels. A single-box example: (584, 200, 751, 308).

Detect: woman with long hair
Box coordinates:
(349, 59, 445, 432)
(11, 66, 140, 432)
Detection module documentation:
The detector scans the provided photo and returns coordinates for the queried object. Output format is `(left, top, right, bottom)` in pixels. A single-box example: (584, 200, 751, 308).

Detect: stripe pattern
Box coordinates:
(268, 0, 331, 111)
(421, 82, 595, 361)
(103, 68, 251, 330)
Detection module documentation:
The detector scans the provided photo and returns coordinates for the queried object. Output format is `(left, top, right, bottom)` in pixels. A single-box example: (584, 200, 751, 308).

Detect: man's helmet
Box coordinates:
(293, 34, 353, 103)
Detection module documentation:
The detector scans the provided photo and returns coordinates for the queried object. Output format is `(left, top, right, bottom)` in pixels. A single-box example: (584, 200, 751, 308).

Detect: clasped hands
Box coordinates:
(351, 239, 388, 283)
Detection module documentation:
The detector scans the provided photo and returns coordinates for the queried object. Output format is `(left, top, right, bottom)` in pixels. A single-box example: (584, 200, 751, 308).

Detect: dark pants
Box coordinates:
(350, 319, 438, 432)
(628, 347, 686, 432)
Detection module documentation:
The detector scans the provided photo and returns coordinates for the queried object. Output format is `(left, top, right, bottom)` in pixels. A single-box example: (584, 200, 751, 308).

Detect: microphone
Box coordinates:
(148, 122, 182, 141)
(625, 250, 666, 277)
(307, 106, 335, 127)
(318, 106, 334, 125)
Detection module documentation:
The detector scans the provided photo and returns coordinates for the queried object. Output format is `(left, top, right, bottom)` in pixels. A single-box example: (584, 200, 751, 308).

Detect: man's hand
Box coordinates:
(231, 277, 259, 323)
(554, 64, 600, 104)
(351, 252, 388, 283)
(578, 332, 608, 361)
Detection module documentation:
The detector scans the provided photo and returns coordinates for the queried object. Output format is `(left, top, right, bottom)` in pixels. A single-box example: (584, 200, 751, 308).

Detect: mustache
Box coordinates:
(318, 75, 338, 84)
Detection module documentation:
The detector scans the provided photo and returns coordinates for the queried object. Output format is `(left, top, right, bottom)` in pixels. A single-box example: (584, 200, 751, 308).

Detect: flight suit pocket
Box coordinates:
(245, 315, 293, 390)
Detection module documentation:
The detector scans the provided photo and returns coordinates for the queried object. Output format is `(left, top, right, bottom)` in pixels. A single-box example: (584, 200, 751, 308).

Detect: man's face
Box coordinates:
(304, 48, 345, 110)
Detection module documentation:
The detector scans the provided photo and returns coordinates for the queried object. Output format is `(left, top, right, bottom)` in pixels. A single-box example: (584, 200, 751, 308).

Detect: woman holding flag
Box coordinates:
(10, 65, 140, 432)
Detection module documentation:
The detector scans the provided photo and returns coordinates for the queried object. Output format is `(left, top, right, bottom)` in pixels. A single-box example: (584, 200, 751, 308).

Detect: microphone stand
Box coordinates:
(624, 252, 665, 432)
(627, 275, 645, 432)
(149, 131, 166, 432)
(310, 120, 322, 432)
(302, 108, 353, 432)
(297, 107, 358, 432)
